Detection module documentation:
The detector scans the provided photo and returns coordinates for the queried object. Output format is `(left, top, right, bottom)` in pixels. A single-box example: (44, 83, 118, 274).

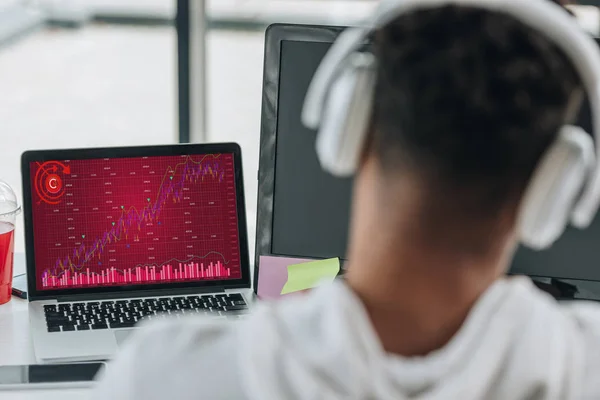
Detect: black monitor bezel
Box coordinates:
(255, 24, 346, 294)
(22, 142, 251, 301)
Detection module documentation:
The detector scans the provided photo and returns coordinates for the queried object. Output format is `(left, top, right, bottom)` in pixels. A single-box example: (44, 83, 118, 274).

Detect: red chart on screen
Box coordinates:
(30, 153, 241, 290)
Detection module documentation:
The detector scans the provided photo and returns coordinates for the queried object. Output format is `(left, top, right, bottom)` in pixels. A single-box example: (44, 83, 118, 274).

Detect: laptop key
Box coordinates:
(62, 325, 76, 331)
(77, 325, 90, 331)
(46, 318, 68, 325)
(142, 298, 158, 303)
(91, 323, 109, 330)
(45, 311, 66, 318)
(48, 326, 61, 332)
(224, 305, 248, 312)
(110, 321, 136, 329)
(44, 305, 57, 312)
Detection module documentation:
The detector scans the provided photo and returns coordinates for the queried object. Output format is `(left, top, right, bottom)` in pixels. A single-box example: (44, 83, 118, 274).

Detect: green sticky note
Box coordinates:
(280, 258, 340, 295)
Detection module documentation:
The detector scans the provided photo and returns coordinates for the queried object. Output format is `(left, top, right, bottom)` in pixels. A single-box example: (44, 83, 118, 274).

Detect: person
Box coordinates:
(94, 1, 600, 399)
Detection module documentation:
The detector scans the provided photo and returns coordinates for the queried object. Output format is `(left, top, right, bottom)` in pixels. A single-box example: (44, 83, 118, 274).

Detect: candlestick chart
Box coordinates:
(30, 153, 241, 290)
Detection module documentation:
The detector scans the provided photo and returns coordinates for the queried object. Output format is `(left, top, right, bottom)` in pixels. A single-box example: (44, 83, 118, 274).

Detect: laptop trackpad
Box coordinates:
(34, 330, 117, 363)
(115, 329, 135, 346)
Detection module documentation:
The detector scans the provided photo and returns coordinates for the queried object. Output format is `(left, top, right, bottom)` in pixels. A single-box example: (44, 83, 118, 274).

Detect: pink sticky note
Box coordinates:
(257, 256, 314, 300)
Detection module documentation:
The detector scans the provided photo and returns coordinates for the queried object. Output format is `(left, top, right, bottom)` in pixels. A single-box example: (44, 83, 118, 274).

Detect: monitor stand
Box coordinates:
(532, 278, 578, 300)
(530, 277, 600, 301)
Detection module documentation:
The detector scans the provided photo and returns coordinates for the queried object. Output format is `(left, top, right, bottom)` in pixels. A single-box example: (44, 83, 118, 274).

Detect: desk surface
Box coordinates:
(0, 255, 92, 399)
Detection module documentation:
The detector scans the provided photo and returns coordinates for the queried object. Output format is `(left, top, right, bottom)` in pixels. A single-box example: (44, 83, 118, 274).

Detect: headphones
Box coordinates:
(302, 0, 600, 250)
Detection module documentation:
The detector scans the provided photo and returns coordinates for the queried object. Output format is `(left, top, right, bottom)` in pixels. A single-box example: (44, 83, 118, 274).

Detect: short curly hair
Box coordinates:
(371, 4, 583, 215)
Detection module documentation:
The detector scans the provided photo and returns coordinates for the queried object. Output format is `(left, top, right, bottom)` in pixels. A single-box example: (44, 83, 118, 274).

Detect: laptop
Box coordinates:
(21, 143, 253, 363)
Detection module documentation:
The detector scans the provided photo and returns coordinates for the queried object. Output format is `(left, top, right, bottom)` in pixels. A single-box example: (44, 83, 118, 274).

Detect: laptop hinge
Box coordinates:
(53, 286, 227, 303)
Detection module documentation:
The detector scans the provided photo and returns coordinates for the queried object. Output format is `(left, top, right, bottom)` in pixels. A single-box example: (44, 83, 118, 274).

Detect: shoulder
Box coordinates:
(518, 281, 600, 398)
(559, 300, 600, 397)
(94, 317, 245, 400)
(507, 277, 600, 347)
(94, 287, 343, 400)
(453, 278, 600, 398)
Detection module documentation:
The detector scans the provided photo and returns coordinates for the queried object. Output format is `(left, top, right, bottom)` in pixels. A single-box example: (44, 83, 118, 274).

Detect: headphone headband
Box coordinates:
(302, 0, 600, 228)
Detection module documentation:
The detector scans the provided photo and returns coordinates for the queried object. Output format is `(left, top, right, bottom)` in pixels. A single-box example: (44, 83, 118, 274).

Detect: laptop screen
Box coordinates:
(29, 153, 242, 291)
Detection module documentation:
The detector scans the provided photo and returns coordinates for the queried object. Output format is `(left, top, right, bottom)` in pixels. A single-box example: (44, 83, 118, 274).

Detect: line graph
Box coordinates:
(30, 153, 241, 290)
(51, 155, 224, 275)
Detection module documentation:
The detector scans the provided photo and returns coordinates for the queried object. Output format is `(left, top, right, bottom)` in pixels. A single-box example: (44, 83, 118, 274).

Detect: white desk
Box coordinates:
(0, 254, 91, 399)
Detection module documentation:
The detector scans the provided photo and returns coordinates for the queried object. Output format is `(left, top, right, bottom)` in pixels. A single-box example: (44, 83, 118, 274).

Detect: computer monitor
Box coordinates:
(255, 24, 600, 293)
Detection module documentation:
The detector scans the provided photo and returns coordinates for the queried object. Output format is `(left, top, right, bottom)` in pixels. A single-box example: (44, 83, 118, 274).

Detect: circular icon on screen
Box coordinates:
(45, 174, 62, 194)
(34, 161, 70, 205)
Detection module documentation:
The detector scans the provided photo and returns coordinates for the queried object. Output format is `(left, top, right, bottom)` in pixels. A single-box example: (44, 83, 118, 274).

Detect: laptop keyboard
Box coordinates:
(43, 293, 248, 333)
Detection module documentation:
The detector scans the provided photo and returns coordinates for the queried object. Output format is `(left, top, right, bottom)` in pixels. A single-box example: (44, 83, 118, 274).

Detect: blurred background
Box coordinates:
(1, 0, 598, 259)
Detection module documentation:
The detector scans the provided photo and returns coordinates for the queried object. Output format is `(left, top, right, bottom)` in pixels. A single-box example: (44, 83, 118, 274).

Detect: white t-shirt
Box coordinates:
(93, 277, 600, 399)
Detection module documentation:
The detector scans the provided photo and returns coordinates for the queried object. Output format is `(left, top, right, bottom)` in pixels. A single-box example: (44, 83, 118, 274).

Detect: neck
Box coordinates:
(345, 160, 516, 357)
(346, 244, 512, 357)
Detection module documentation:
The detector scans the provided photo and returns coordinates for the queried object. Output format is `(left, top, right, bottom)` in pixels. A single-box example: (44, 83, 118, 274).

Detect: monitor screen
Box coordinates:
(29, 153, 242, 291)
(270, 36, 600, 282)
(272, 40, 353, 260)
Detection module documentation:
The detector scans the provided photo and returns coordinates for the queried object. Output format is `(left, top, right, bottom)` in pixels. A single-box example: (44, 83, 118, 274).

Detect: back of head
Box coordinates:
(369, 2, 583, 238)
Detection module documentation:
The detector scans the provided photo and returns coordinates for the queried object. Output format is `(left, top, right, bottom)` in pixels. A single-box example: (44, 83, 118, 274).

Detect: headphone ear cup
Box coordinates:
(519, 126, 595, 250)
(315, 53, 376, 177)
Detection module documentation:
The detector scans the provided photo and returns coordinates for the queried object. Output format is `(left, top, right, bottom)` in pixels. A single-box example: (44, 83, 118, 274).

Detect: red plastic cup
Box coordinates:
(0, 181, 20, 305)
(0, 222, 14, 304)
